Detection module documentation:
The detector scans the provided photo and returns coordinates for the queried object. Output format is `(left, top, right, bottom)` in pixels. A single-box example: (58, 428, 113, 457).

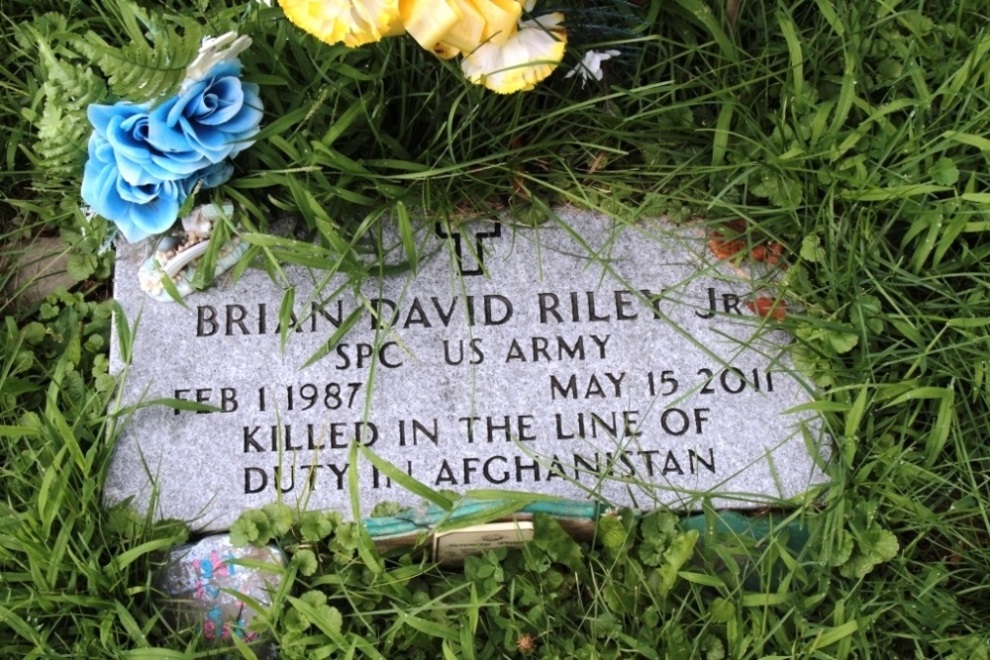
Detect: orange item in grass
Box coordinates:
(708, 231, 746, 260)
(747, 296, 787, 321)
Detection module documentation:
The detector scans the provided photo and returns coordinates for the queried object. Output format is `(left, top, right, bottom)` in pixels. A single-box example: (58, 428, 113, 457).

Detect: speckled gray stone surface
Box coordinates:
(106, 210, 830, 531)
(156, 534, 285, 650)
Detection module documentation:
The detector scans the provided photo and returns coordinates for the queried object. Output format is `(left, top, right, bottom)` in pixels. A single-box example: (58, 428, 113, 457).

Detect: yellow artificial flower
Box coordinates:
(401, 0, 520, 54)
(279, 0, 404, 47)
(430, 41, 462, 60)
(460, 12, 566, 93)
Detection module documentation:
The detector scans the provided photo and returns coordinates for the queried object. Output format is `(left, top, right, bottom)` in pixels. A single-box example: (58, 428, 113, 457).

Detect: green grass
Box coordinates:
(2, 0, 990, 657)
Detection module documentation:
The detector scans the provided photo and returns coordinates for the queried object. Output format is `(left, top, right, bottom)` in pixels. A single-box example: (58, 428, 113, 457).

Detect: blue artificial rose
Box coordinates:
(81, 133, 192, 243)
(147, 60, 263, 170)
(87, 102, 182, 185)
(197, 161, 235, 189)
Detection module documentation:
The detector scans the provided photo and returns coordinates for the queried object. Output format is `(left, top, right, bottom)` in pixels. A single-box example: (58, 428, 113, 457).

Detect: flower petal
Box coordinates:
(279, 0, 401, 47)
(461, 11, 565, 93)
(401, 0, 461, 50)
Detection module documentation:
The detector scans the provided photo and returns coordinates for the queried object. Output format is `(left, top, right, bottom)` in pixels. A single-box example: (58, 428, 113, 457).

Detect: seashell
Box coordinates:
(139, 202, 248, 302)
(161, 240, 212, 279)
(181, 202, 235, 238)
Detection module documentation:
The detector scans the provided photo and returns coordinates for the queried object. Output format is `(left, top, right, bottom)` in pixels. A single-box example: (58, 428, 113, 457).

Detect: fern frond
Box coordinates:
(34, 98, 91, 174)
(74, 0, 203, 104)
(29, 38, 105, 178)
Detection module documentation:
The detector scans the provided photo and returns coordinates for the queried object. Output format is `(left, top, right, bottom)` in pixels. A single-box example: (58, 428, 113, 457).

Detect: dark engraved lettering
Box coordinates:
(273, 310, 302, 335)
(327, 463, 349, 490)
(640, 449, 659, 476)
(662, 451, 683, 475)
(369, 298, 397, 330)
(334, 342, 403, 369)
(697, 287, 717, 318)
(220, 388, 238, 413)
(197, 306, 219, 336)
(444, 338, 483, 366)
(614, 290, 638, 320)
(404, 298, 431, 328)
(585, 375, 606, 398)
(590, 334, 610, 358)
(431, 297, 457, 326)
(483, 456, 510, 484)
(504, 339, 525, 363)
(173, 388, 190, 415)
(273, 466, 294, 493)
(515, 456, 541, 482)
(568, 292, 581, 322)
(379, 342, 403, 368)
(690, 449, 716, 474)
(435, 222, 502, 276)
(244, 467, 266, 494)
(484, 295, 512, 325)
(243, 426, 264, 452)
(398, 418, 439, 446)
(486, 416, 511, 442)
(299, 465, 320, 490)
(531, 336, 551, 362)
(435, 459, 457, 485)
(554, 411, 642, 439)
(722, 293, 742, 315)
(283, 425, 303, 451)
(307, 425, 324, 451)
(661, 408, 689, 435)
(550, 375, 577, 400)
(557, 335, 584, 360)
(461, 457, 479, 484)
(573, 453, 598, 476)
(459, 416, 480, 443)
(311, 300, 343, 331)
(587, 291, 610, 321)
(226, 304, 249, 335)
(372, 465, 391, 489)
(538, 293, 563, 323)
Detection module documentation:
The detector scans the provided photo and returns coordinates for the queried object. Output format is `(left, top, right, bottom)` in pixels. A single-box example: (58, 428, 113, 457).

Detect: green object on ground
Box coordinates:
(367, 499, 811, 592)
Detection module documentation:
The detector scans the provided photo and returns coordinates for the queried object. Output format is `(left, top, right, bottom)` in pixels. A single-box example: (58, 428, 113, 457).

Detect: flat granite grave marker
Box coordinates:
(105, 210, 830, 532)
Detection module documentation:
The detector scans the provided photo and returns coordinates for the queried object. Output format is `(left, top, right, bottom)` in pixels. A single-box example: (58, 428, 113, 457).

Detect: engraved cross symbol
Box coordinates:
(435, 222, 502, 276)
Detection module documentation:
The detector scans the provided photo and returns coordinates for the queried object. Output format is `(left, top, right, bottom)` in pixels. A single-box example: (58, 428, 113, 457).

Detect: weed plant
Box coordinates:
(2, 0, 989, 657)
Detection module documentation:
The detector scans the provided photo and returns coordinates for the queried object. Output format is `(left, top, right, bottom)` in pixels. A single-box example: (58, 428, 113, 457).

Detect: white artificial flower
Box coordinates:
(460, 12, 566, 94)
(564, 48, 620, 86)
(183, 32, 253, 87)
